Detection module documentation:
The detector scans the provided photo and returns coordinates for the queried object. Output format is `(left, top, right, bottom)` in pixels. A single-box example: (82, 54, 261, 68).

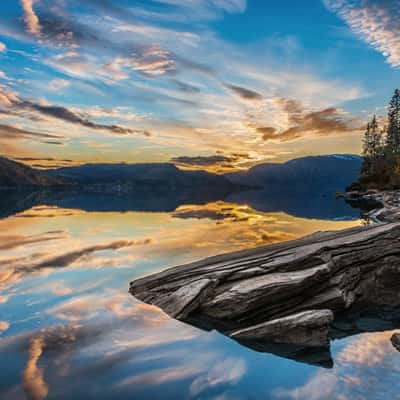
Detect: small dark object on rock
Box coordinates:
(391, 333, 400, 352)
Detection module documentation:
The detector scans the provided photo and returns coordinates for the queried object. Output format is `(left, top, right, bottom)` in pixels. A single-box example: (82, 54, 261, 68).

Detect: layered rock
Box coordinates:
(130, 221, 400, 366)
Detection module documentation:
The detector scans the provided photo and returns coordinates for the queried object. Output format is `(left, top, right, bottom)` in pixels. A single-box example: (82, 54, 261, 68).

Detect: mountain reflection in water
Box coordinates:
(0, 189, 399, 400)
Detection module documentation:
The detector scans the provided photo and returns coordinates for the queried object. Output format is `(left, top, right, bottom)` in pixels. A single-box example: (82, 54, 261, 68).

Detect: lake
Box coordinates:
(0, 190, 399, 399)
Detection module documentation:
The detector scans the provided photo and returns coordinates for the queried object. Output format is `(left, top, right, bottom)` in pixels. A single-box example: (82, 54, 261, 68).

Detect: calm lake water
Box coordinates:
(0, 190, 399, 400)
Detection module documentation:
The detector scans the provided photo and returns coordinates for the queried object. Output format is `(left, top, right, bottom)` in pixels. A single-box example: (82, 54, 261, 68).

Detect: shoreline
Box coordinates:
(343, 190, 400, 223)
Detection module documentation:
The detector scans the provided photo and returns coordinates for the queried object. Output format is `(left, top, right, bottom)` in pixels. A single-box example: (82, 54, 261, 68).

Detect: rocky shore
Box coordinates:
(130, 190, 400, 367)
(343, 190, 400, 223)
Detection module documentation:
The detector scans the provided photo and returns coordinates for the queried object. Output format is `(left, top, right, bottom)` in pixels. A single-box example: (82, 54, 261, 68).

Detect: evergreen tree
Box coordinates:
(386, 89, 400, 155)
(356, 89, 400, 189)
(362, 115, 383, 176)
(370, 115, 383, 159)
(362, 121, 372, 158)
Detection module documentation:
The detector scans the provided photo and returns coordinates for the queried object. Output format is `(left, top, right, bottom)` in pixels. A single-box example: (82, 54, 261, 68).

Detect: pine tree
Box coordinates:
(386, 89, 400, 155)
(362, 121, 373, 175)
(362, 115, 383, 176)
(370, 115, 383, 159)
(362, 122, 372, 157)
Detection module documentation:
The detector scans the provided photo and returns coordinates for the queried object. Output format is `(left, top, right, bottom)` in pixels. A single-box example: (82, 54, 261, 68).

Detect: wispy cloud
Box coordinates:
(324, 0, 400, 68)
(0, 123, 65, 140)
(48, 78, 70, 92)
(0, 85, 151, 137)
(20, 0, 42, 37)
(225, 84, 264, 101)
(20, 100, 152, 136)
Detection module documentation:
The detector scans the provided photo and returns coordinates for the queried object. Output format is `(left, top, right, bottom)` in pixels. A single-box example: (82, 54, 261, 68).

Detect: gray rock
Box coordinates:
(130, 194, 400, 367)
(230, 310, 334, 347)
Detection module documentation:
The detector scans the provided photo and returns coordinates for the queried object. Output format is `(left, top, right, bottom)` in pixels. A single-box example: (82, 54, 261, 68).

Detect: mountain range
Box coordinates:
(0, 154, 362, 191)
(225, 154, 362, 190)
(0, 156, 65, 187)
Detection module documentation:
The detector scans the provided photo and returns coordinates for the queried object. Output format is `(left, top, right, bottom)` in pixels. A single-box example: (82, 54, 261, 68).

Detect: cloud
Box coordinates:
(170, 152, 253, 172)
(12, 157, 76, 169)
(14, 157, 73, 163)
(0, 233, 65, 251)
(273, 370, 338, 400)
(19, 100, 150, 136)
(0, 86, 19, 106)
(123, 46, 176, 77)
(13, 323, 119, 400)
(0, 238, 151, 288)
(48, 78, 70, 92)
(22, 337, 48, 400)
(117, 366, 201, 388)
(171, 154, 235, 167)
(0, 85, 151, 137)
(0, 123, 65, 140)
(274, 331, 400, 400)
(254, 126, 278, 140)
(278, 107, 359, 140)
(173, 208, 228, 221)
(20, 0, 42, 37)
(13, 4, 104, 49)
(102, 49, 175, 80)
(225, 84, 263, 100)
(171, 80, 201, 93)
(190, 357, 247, 397)
(324, 0, 400, 68)
(148, 0, 247, 20)
(41, 140, 64, 146)
(0, 321, 9, 334)
(250, 97, 360, 142)
(32, 240, 148, 269)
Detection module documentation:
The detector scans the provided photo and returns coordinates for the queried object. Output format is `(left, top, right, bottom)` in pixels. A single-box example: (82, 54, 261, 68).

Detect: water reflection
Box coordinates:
(0, 190, 398, 399)
(0, 186, 363, 221)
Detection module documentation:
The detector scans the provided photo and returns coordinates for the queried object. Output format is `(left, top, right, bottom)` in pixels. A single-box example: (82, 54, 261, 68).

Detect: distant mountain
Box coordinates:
(0, 155, 366, 220)
(48, 162, 235, 190)
(226, 155, 362, 191)
(0, 156, 65, 187)
(0, 155, 363, 194)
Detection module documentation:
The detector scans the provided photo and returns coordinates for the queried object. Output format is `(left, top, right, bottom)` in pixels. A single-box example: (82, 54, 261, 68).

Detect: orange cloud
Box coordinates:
(0, 320, 9, 334)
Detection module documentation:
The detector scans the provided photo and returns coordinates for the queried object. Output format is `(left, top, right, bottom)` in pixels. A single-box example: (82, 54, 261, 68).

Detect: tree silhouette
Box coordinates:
(386, 89, 400, 155)
(362, 115, 383, 176)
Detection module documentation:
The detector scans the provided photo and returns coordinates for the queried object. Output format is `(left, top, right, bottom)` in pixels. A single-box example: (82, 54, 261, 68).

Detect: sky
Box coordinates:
(0, 0, 399, 172)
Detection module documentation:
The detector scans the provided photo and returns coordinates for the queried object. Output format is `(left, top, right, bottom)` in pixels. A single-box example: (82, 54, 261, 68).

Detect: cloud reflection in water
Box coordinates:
(1, 199, 395, 399)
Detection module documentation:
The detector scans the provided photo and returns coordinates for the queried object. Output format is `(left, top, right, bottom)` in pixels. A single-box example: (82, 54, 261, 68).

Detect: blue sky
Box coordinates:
(0, 0, 399, 171)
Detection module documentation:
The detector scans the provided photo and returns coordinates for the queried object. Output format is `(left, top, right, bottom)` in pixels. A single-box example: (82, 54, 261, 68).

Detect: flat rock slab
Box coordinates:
(231, 310, 334, 347)
(130, 222, 400, 367)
